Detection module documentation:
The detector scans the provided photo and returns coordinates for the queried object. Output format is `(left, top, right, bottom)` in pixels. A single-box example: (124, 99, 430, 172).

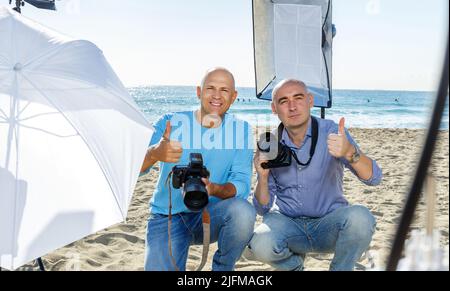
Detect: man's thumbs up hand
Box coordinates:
(338, 117, 346, 136)
(327, 117, 353, 159)
(150, 121, 183, 164)
(163, 120, 172, 141)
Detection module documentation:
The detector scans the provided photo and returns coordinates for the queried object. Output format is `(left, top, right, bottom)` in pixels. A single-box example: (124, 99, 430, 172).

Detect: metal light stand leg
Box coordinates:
(37, 257, 45, 271)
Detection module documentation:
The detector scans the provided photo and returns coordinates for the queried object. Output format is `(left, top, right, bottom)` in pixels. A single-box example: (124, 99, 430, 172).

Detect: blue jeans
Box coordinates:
(248, 205, 376, 271)
(145, 198, 256, 271)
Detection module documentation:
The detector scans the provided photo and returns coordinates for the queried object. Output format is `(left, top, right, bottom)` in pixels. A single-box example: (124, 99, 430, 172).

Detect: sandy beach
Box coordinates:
(19, 128, 449, 271)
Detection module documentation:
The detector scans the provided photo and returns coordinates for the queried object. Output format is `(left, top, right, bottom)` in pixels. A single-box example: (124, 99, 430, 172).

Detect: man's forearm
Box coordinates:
(351, 154, 373, 181)
(254, 176, 271, 206)
(140, 147, 158, 173)
(209, 183, 237, 200)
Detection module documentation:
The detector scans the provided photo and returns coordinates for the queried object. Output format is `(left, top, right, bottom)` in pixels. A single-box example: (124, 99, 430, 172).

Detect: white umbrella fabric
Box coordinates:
(0, 7, 152, 270)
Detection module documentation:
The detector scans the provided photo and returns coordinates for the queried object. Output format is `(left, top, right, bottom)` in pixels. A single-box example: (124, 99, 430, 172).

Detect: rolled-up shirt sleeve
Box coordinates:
(343, 129, 383, 186)
(252, 173, 278, 216)
(357, 159, 382, 186)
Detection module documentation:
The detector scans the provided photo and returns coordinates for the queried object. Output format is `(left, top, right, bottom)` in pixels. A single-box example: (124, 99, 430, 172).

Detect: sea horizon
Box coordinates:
(127, 84, 441, 94)
(129, 85, 449, 130)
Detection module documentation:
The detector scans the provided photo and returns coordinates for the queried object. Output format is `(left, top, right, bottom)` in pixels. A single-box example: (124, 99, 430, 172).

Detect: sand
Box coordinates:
(18, 129, 449, 271)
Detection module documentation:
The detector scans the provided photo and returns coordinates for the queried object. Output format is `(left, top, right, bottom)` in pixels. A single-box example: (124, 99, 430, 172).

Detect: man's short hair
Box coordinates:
(272, 79, 309, 101)
(200, 67, 236, 90)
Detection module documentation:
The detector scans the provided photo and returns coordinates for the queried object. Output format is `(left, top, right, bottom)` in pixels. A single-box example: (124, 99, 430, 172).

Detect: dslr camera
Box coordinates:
(257, 118, 319, 169)
(172, 153, 210, 212)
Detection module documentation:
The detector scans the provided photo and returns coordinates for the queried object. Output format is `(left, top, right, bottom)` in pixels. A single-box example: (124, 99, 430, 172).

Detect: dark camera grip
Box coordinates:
(172, 174, 182, 189)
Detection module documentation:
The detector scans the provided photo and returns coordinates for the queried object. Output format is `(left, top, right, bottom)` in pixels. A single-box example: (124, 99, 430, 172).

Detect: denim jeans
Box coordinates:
(248, 205, 376, 271)
(144, 198, 256, 271)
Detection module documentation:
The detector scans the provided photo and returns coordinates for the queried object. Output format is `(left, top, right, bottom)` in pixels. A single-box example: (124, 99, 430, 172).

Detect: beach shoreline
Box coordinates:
(18, 128, 449, 271)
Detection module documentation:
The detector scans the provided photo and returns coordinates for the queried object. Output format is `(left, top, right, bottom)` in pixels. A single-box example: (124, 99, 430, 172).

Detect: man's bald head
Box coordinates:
(270, 78, 314, 130)
(201, 67, 236, 90)
(272, 79, 309, 102)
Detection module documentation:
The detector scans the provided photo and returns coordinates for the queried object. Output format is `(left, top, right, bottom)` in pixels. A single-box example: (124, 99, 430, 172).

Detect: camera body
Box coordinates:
(172, 153, 210, 212)
(257, 117, 319, 170)
(257, 132, 292, 169)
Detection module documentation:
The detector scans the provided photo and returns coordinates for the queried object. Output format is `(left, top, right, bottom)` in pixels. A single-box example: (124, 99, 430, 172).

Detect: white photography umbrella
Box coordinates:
(0, 7, 153, 270)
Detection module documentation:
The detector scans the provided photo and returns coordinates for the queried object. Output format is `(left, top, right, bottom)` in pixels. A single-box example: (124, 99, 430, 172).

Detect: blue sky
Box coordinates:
(12, 0, 448, 91)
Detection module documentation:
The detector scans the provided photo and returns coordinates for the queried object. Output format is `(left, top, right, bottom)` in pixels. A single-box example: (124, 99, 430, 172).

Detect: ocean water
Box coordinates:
(130, 86, 449, 130)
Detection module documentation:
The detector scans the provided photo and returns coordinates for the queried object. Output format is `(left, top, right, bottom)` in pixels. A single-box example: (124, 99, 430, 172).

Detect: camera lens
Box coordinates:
(183, 178, 209, 212)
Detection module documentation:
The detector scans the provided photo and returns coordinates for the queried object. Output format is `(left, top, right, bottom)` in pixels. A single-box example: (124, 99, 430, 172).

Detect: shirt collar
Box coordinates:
(281, 118, 313, 149)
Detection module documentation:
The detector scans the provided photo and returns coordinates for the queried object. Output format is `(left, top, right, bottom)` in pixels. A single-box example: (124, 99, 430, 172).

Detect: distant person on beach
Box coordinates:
(248, 79, 383, 271)
(140, 68, 255, 271)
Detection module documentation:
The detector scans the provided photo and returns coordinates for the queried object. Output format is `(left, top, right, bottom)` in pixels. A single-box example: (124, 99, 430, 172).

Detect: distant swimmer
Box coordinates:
(367, 99, 370, 103)
(395, 98, 399, 103)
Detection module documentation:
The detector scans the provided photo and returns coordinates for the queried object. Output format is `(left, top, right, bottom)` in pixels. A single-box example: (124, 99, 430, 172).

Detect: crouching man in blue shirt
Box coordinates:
(249, 79, 382, 271)
(140, 68, 255, 271)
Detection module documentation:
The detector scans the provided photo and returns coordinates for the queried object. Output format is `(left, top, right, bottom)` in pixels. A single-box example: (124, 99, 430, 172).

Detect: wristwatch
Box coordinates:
(348, 146, 361, 164)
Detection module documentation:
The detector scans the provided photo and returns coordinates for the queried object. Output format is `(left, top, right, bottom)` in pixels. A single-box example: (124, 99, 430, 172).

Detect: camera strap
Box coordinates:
(278, 116, 319, 167)
(165, 172, 210, 271)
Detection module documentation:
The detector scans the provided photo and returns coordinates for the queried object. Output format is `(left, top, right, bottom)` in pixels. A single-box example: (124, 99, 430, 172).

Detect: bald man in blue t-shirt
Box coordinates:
(140, 68, 255, 271)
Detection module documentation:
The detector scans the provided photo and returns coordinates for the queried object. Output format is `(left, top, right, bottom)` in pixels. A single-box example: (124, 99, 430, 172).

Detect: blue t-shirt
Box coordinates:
(146, 111, 253, 215)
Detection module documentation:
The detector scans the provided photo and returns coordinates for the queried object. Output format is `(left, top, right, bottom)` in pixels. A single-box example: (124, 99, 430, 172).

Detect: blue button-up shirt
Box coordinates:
(253, 117, 382, 218)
